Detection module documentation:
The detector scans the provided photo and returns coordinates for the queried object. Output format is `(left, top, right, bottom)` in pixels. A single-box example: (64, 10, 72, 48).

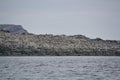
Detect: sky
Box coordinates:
(0, 0, 120, 40)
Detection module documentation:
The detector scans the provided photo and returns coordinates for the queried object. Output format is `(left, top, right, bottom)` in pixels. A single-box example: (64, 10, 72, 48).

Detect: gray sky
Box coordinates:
(0, 0, 120, 40)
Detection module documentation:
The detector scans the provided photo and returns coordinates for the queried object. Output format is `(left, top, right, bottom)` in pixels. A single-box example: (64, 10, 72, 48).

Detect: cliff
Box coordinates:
(0, 24, 28, 34)
(0, 29, 120, 56)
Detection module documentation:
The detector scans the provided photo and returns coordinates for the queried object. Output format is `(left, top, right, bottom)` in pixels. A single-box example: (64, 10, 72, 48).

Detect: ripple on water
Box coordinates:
(0, 56, 120, 80)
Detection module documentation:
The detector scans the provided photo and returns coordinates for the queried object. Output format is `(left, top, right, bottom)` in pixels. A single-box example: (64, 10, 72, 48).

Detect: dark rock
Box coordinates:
(0, 24, 28, 34)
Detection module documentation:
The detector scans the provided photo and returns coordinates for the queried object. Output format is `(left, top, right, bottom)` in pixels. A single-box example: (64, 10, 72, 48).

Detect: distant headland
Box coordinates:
(0, 24, 120, 56)
(0, 24, 28, 34)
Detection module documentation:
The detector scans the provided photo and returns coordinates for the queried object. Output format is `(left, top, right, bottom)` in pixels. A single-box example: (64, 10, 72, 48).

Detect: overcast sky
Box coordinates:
(0, 0, 120, 40)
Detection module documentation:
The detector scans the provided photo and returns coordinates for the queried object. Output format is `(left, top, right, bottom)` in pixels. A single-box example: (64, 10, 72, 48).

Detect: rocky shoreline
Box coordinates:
(0, 25, 120, 56)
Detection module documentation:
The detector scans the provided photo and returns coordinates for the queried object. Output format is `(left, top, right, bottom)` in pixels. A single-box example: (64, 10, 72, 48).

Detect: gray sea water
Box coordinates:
(0, 56, 120, 80)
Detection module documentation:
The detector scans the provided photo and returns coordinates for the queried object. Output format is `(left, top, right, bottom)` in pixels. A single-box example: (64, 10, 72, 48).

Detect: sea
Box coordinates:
(0, 56, 120, 80)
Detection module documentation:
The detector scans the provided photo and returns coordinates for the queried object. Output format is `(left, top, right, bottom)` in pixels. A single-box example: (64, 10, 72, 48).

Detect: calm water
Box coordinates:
(0, 56, 120, 80)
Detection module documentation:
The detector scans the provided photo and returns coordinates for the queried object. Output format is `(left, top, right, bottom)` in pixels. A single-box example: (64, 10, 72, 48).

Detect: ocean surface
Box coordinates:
(0, 56, 120, 80)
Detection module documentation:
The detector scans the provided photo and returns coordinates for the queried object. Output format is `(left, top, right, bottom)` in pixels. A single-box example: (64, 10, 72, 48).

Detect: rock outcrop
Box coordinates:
(0, 25, 120, 56)
(0, 24, 28, 34)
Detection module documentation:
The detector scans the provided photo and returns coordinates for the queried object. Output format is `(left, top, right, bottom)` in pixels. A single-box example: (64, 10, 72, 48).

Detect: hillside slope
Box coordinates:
(0, 30, 120, 56)
(0, 24, 28, 34)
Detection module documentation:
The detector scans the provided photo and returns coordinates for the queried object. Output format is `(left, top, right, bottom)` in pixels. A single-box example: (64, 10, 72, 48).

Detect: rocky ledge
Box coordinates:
(0, 25, 120, 56)
(0, 24, 28, 34)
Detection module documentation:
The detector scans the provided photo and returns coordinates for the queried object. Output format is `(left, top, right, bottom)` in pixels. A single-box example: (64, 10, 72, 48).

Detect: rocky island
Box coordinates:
(0, 24, 120, 56)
